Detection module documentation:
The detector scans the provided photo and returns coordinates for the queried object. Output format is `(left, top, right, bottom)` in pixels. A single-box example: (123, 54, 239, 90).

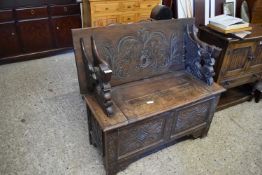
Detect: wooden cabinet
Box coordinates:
(0, 1, 81, 64)
(0, 22, 21, 58)
(199, 25, 262, 109)
(51, 15, 81, 48)
(219, 41, 257, 83)
(82, 0, 160, 27)
(18, 19, 53, 52)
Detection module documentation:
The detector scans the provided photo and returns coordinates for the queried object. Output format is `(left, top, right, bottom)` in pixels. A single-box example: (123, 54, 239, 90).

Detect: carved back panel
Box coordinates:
(77, 19, 194, 87)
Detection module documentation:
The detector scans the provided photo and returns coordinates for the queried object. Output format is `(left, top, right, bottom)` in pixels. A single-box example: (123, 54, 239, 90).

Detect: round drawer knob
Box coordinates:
(31, 9, 35, 15)
(105, 7, 109, 10)
(56, 26, 60, 30)
(127, 6, 131, 8)
(11, 32, 15, 36)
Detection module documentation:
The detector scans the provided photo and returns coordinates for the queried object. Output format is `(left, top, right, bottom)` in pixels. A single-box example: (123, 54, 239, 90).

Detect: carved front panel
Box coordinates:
(118, 116, 166, 158)
(171, 100, 210, 135)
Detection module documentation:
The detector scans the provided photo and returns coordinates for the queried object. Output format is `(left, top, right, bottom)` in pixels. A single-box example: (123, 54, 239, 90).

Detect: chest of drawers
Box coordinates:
(82, 0, 160, 27)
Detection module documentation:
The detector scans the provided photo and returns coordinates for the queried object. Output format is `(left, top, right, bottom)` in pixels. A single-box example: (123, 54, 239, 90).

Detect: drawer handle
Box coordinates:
(105, 7, 109, 10)
(64, 7, 68, 12)
(147, 4, 152, 7)
(31, 9, 35, 15)
(127, 5, 131, 8)
(56, 26, 60, 30)
(11, 32, 15, 36)
(127, 17, 131, 20)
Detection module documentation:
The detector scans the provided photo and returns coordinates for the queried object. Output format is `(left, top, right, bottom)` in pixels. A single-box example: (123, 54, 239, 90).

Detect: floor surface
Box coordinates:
(0, 52, 261, 175)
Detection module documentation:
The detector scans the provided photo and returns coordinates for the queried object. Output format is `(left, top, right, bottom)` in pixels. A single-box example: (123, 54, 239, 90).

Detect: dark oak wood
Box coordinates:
(18, 18, 53, 52)
(73, 19, 225, 175)
(0, 9, 14, 22)
(199, 25, 262, 109)
(16, 6, 48, 20)
(0, 22, 21, 58)
(51, 15, 81, 48)
(0, 0, 81, 64)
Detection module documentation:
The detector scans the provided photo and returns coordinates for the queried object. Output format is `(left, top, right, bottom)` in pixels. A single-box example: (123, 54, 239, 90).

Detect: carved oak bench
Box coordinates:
(72, 18, 225, 175)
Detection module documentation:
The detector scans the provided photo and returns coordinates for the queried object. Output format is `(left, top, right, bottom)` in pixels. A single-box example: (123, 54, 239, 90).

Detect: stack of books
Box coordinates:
(208, 15, 252, 34)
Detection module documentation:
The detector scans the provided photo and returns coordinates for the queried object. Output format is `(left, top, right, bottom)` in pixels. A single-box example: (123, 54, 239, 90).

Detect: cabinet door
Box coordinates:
(218, 41, 256, 81)
(247, 40, 262, 73)
(51, 15, 81, 48)
(0, 22, 21, 58)
(18, 18, 53, 52)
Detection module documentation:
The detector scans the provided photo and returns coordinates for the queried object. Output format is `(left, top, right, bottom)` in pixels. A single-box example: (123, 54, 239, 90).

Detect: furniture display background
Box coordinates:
(72, 18, 225, 175)
(82, 0, 160, 27)
(199, 24, 262, 110)
(0, 0, 81, 64)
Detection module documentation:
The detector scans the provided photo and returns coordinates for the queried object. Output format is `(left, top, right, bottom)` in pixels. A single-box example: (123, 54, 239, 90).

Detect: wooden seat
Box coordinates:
(72, 18, 225, 175)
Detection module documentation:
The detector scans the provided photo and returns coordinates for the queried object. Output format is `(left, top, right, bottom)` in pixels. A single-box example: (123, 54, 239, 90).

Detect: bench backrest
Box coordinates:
(73, 18, 195, 94)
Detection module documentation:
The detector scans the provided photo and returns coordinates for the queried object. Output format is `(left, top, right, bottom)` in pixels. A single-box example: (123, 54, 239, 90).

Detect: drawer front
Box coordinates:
(138, 11, 151, 21)
(120, 1, 140, 11)
(50, 4, 80, 16)
(120, 14, 137, 23)
(170, 98, 212, 139)
(16, 6, 48, 20)
(92, 16, 118, 27)
(91, 2, 120, 13)
(220, 73, 262, 89)
(0, 10, 13, 22)
(140, 1, 159, 9)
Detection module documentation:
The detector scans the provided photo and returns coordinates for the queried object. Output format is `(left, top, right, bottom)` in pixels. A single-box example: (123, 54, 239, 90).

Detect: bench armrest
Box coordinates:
(80, 37, 113, 117)
(184, 25, 221, 85)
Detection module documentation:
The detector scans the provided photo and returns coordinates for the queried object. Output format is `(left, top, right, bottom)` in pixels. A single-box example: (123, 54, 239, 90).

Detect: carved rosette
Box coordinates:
(184, 25, 221, 85)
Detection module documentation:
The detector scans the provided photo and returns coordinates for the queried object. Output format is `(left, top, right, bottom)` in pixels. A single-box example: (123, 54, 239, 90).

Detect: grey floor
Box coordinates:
(0, 52, 262, 175)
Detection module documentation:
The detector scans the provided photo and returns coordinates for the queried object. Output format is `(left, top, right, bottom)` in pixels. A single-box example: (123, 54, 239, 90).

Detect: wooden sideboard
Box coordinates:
(0, 0, 81, 64)
(82, 0, 160, 27)
(199, 24, 262, 110)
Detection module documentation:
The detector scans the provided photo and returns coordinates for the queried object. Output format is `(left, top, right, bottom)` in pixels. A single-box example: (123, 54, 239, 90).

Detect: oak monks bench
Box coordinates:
(72, 18, 225, 175)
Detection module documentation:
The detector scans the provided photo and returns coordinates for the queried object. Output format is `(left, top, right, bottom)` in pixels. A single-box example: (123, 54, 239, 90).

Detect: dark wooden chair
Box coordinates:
(72, 18, 225, 175)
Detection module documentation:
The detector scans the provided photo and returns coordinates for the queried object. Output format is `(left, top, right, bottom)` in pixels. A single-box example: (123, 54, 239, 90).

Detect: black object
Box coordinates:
(150, 5, 173, 20)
